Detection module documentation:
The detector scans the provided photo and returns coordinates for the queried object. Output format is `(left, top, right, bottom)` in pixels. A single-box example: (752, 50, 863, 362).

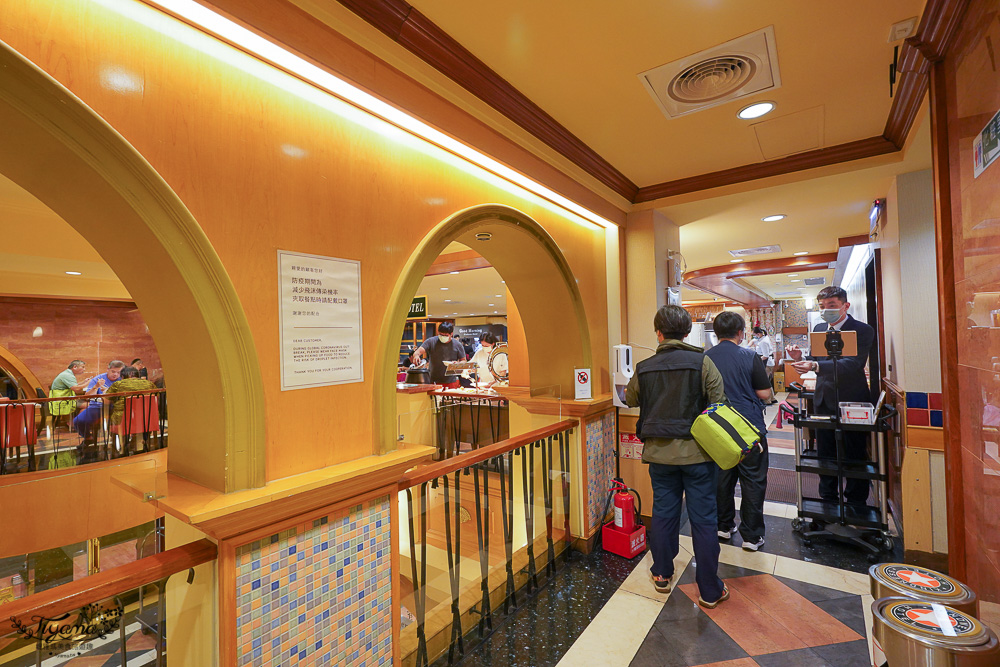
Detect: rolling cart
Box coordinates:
(787, 330, 897, 562)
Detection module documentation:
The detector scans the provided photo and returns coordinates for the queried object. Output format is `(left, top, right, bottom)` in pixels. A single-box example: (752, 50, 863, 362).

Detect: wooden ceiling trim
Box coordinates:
(336, 0, 639, 201)
(634, 137, 897, 203)
(332, 0, 964, 207)
(883, 0, 968, 148)
(683, 253, 838, 307)
(425, 249, 491, 275)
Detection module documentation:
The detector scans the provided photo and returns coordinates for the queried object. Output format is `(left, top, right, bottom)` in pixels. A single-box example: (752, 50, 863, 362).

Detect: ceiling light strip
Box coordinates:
(142, 0, 612, 229)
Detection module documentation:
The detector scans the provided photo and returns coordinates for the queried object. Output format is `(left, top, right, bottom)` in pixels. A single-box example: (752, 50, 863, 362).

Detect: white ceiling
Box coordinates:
(418, 264, 508, 319)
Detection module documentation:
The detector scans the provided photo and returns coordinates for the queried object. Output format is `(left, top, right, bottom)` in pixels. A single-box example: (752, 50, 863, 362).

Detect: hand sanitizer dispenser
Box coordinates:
(612, 344, 633, 408)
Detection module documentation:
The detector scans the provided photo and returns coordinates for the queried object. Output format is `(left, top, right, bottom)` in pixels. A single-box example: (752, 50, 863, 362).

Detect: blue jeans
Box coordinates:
(73, 403, 101, 438)
(648, 461, 725, 602)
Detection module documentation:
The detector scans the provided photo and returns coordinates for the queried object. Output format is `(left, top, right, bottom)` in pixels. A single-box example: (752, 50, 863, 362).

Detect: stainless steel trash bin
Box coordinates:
(872, 597, 1000, 666)
(870, 563, 978, 616)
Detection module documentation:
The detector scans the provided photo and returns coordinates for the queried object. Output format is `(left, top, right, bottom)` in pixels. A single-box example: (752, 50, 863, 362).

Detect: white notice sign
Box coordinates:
(278, 250, 363, 390)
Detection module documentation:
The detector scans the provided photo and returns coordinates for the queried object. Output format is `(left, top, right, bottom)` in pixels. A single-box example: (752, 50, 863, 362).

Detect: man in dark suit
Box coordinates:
(787, 286, 875, 506)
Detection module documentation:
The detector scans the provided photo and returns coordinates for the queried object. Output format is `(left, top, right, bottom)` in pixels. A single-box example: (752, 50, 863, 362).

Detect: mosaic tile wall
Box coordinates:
(783, 299, 808, 328)
(235, 496, 392, 666)
(586, 411, 617, 531)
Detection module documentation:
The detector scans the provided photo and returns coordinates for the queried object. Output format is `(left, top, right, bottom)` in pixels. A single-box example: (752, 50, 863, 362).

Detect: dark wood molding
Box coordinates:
(331, 0, 969, 206)
(0, 539, 217, 636)
(634, 137, 897, 203)
(838, 234, 871, 247)
(425, 249, 491, 275)
(0, 295, 137, 308)
(336, 0, 638, 201)
(929, 60, 966, 582)
(683, 253, 838, 308)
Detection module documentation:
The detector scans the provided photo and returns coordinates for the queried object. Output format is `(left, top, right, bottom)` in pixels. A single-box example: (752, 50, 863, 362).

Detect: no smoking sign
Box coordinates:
(575, 367, 592, 400)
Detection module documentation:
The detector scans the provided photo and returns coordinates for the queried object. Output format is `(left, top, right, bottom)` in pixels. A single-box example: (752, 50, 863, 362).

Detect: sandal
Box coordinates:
(651, 574, 672, 594)
(698, 585, 730, 609)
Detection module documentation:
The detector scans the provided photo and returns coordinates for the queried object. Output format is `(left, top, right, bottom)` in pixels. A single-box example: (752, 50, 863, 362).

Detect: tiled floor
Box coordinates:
(552, 517, 881, 667)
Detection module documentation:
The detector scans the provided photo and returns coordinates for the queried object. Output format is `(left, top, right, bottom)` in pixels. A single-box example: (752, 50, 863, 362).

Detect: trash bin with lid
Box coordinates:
(870, 563, 978, 615)
(871, 597, 1000, 666)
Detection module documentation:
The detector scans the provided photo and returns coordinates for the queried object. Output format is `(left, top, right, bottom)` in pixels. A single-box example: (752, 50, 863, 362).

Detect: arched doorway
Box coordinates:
(375, 204, 592, 452)
(0, 40, 265, 491)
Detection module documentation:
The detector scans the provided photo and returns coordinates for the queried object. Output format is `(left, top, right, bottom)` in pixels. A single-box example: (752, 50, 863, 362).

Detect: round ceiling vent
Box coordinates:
(667, 55, 758, 104)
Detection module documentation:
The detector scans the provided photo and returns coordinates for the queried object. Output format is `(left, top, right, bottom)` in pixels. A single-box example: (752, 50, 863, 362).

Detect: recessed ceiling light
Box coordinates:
(440, 287, 448, 290)
(737, 101, 775, 120)
(494, 294, 502, 297)
(790, 279, 800, 282)
(793, 251, 809, 256)
(444, 299, 451, 302)
(488, 303, 495, 306)
(494, 311, 498, 314)
(65, 271, 82, 276)
(788, 274, 799, 277)
(501, 280, 505, 284)
(452, 312, 458, 315)
(449, 271, 459, 275)
(730, 259, 743, 263)
(761, 214, 786, 222)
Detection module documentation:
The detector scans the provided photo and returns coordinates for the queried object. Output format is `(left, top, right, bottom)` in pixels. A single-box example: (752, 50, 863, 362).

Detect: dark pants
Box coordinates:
(717, 435, 769, 542)
(815, 404, 871, 504)
(648, 461, 725, 602)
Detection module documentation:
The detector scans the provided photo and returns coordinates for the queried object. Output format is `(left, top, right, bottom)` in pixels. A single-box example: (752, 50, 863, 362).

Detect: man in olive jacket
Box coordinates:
(625, 305, 729, 607)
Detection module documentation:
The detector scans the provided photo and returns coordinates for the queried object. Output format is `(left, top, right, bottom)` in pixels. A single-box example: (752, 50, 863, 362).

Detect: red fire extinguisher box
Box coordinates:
(602, 521, 646, 559)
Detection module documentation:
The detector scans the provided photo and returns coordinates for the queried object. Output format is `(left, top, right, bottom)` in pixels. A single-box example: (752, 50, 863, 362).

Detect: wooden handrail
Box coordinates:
(0, 538, 216, 635)
(399, 419, 576, 489)
(0, 388, 165, 406)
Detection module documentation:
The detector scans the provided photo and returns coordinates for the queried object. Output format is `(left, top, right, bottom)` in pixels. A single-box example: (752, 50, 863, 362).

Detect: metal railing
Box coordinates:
(398, 419, 576, 666)
(0, 389, 166, 474)
(0, 537, 215, 666)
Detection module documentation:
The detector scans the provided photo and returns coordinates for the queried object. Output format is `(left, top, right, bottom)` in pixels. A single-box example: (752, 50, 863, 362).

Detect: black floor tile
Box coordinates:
(433, 549, 643, 667)
(701, 513, 901, 574)
(629, 615, 748, 667)
(753, 647, 832, 666)
(773, 575, 859, 603)
(676, 560, 760, 586)
(814, 596, 868, 637)
(812, 639, 872, 666)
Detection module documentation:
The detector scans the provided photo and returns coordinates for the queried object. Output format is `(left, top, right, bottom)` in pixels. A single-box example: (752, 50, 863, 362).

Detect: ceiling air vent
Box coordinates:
(639, 26, 781, 118)
(729, 244, 781, 258)
(804, 277, 826, 286)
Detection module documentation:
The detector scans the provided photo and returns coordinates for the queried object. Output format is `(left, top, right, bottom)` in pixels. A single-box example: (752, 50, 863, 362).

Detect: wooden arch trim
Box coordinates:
(373, 204, 593, 453)
(683, 253, 839, 308)
(0, 40, 265, 492)
(0, 343, 45, 397)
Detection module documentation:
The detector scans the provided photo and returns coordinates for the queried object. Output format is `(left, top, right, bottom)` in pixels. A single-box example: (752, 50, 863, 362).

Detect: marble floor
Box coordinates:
(558, 512, 882, 667)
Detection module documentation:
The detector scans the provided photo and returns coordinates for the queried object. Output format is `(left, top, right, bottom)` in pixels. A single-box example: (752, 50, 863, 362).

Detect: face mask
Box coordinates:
(438, 335, 451, 344)
(820, 309, 841, 324)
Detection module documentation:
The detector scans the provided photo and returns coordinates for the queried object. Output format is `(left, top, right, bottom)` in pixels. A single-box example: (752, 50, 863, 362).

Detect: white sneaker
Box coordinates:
(717, 527, 737, 540)
(742, 538, 765, 552)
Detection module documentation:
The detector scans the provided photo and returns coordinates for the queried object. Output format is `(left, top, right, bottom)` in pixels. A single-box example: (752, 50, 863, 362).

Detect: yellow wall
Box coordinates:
(0, 453, 163, 558)
(0, 0, 612, 484)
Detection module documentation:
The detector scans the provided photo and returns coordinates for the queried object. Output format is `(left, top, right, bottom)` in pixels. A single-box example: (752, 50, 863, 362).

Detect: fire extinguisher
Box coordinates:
(606, 478, 641, 531)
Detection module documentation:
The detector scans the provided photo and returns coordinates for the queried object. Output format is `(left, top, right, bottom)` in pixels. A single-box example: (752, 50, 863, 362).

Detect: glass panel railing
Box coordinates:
(398, 420, 574, 666)
(0, 455, 162, 604)
(0, 390, 167, 475)
(0, 538, 216, 667)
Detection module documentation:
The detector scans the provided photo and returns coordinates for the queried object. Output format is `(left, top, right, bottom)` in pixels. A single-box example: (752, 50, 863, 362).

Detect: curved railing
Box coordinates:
(0, 389, 166, 474)
(398, 419, 576, 666)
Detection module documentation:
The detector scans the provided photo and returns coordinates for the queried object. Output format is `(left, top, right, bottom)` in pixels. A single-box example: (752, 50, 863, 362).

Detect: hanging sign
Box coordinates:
(407, 295, 428, 320)
(973, 107, 1000, 178)
(574, 368, 592, 400)
(278, 250, 363, 390)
